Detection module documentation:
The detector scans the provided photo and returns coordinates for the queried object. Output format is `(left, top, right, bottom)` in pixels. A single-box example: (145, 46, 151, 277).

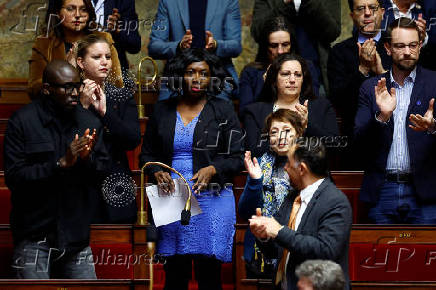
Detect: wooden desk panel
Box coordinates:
(0, 279, 149, 290)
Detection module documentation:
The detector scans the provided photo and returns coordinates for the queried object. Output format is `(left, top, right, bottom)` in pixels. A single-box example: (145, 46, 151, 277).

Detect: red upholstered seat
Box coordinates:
(0, 244, 13, 278)
(90, 243, 134, 279)
(0, 188, 11, 224)
(349, 243, 436, 281)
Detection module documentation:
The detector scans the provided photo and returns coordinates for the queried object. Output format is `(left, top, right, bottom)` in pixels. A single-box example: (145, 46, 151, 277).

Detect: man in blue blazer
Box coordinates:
(148, 0, 242, 100)
(91, 0, 142, 70)
(354, 17, 436, 224)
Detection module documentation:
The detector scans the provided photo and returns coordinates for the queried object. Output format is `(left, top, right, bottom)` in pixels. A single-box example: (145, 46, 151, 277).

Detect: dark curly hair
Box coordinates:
(164, 48, 234, 97)
(259, 53, 315, 103)
(45, 0, 97, 39)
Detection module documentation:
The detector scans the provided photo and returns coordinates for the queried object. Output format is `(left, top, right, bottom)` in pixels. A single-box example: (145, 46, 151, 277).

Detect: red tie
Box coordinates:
(275, 195, 301, 285)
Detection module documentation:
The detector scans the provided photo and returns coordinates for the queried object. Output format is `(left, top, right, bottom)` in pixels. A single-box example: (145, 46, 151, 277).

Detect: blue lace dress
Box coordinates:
(156, 111, 236, 263)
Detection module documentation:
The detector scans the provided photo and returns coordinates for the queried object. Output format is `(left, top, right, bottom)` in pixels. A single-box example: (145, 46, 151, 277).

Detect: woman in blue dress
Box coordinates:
(139, 48, 244, 290)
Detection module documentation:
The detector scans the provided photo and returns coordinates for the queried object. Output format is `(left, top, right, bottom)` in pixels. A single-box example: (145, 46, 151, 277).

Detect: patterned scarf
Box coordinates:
(259, 151, 292, 217)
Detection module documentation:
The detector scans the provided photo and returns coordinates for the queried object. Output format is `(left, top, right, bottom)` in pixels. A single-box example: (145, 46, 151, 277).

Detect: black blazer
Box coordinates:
(139, 97, 244, 186)
(259, 178, 352, 290)
(354, 66, 436, 203)
(241, 98, 339, 157)
(102, 0, 141, 69)
(328, 35, 391, 136)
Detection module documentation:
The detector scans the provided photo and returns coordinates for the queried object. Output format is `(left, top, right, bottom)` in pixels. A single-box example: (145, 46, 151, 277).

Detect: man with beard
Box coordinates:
(4, 60, 108, 278)
(354, 17, 436, 224)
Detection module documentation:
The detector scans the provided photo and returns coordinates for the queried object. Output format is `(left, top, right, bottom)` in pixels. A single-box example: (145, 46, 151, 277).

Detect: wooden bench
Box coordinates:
(235, 225, 436, 290)
(0, 279, 150, 290)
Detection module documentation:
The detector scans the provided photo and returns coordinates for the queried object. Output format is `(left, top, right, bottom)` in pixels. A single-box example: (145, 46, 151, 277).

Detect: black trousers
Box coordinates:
(163, 254, 222, 290)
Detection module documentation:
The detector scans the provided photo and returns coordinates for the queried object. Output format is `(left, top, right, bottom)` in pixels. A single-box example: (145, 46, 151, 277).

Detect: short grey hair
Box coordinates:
(295, 260, 345, 290)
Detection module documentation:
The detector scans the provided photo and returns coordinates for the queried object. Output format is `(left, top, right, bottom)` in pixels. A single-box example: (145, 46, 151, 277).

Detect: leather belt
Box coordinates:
(385, 172, 412, 183)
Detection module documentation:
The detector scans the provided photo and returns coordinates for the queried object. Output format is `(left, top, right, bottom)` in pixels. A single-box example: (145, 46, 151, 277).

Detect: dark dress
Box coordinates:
(157, 111, 235, 262)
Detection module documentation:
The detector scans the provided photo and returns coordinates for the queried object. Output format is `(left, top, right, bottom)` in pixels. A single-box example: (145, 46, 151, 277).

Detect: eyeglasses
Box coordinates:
(62, 5, 89, 16)
(353, 4, 380, 15)
(391, 41, 420, 52)
(51, 82, 82, 95)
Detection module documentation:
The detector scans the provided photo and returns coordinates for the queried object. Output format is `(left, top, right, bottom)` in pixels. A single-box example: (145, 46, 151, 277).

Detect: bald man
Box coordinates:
(4, 60, 109, 279)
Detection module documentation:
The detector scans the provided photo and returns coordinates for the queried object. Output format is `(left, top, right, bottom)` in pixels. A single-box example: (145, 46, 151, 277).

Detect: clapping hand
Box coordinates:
(66, 42, 78, 68)
(93, 84, 107, 116)
(180, 29, 192, 50)
(357, 39, 377, 74)
(78, 128, 97, 160)
(80, 79, 106, 116)
(107, 8, 121, 34)
(409, 98, 435, 132)
(295, 100, 308, 130)
(59, 128, 96, 168)
(375, 78, 396, 122)
(80, 79, 98, 109)
(244, 151, 262, 179)
(249, 208, 283, 239)
(416, 14, 427, 44)
(205, 31, 217, 51)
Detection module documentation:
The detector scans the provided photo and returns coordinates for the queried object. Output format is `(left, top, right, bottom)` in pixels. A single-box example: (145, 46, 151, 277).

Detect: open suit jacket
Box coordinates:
(139, 97, 244, 187)
(354, 66, 436, 204)
(147, 0, 242, 99)
(258, 178, 352, 290)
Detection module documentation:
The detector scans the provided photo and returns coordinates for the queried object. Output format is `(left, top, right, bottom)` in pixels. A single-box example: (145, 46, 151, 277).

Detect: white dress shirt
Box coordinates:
(294, 0, 302, 13)
(282, 178, 325, 290)
(92, 0, 105, 27)
(386, 68, 416, 173)
(295, 178, 324, 231)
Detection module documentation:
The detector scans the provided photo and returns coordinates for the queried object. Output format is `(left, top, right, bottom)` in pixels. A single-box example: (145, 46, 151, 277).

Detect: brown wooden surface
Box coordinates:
(0, 224, 153, 281)
(0, 79, 30, 104)
(352, 282, 436, 289)
(0, 279, 149, 290)
(350, 225, 436, 243)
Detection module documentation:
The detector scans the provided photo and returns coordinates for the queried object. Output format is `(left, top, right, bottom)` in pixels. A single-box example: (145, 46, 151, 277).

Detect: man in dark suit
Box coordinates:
(354, 17, 436, 224)
(328, 0, 391, 142)
(248, 143, 352, 290)
(91, 0, 141, 69)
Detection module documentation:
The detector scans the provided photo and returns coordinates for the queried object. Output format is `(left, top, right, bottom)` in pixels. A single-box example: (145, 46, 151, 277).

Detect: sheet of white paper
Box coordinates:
(146, 178, 202, 227)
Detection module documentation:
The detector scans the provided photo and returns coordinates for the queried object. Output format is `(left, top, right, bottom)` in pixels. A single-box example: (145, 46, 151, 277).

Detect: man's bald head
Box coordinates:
(43, 60, 79, 85)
